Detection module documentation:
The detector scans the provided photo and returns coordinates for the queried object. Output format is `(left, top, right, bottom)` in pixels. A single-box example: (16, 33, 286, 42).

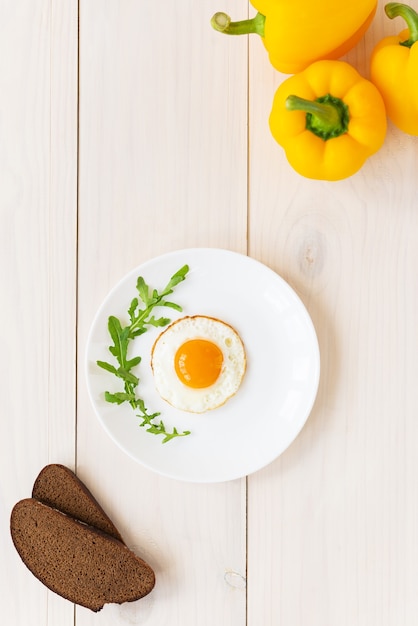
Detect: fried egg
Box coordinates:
(150, 315, 246, 413)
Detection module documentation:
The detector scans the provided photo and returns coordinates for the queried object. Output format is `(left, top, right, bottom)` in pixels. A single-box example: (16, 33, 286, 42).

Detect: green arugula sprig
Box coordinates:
(97, 265, 191, 444)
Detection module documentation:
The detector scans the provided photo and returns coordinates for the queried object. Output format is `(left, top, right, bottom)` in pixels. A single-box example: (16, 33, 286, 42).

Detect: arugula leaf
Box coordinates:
(128, 298, 139, 323)
(164, 264, 189, 291)
(105, 391, 136, 404)
(161, 427, 191, 444)
(97, 265, 191, 443)
(116, 367, 139, 385)
(160, 301, 183, 311)
(108, 316, 130, 367)
(146, 315, 171, 328)
(136, 276, 151, 306)
(125, 356, 141, 369)
(97, 361, 118, 375)
(141, 419, 191, 444)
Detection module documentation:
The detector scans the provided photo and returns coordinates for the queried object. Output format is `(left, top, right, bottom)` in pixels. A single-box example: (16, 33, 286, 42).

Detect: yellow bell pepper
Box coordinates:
(211, 1, 377, 74)
(269, 60, 387, 181)
(370, 3, 418, 135)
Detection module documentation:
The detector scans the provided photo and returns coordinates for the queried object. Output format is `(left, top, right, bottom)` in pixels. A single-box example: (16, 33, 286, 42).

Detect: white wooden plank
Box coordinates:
(247, 1, 418, 624)
(48, 0, 78, 466)
(77, 1, 248, 625)
(0, 1, 78, 624)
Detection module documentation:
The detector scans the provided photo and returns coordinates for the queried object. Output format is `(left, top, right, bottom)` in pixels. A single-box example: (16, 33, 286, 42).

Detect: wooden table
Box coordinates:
(3, 1, 418, 624)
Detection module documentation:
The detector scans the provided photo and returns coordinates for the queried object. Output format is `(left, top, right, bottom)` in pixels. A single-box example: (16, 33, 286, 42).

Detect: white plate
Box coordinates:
(85, 248, 320, 483)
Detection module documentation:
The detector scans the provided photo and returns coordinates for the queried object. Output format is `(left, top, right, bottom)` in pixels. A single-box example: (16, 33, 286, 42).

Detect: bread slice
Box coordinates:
(10, 499, 155, 612)
(32, 464, 124, 543)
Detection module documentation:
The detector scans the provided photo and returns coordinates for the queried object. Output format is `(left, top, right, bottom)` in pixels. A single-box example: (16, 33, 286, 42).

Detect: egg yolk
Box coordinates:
(174, 339, 223, 389)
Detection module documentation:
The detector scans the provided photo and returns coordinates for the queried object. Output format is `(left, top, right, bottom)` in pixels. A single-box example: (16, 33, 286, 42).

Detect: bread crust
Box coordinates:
(10, 499, 155, 612)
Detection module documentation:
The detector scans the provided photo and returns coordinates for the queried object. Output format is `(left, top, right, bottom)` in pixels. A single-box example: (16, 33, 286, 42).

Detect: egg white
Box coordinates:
(150, 315, 246, 413)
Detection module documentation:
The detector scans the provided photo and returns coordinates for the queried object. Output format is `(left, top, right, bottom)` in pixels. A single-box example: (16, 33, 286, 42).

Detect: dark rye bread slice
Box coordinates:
(32, 464, 124, 543)
(10, 499, 155, 612)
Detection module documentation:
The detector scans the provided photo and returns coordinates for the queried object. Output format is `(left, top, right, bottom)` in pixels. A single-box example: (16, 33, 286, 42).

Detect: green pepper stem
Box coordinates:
(385, 2, 418, 47)
(286, 94, 350, 141)
(210, 11, 265, 37)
